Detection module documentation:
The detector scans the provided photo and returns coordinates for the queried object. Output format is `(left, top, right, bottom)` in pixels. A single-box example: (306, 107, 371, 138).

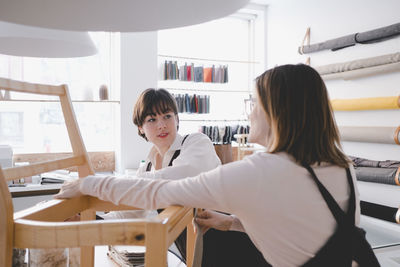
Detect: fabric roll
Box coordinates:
(299, 34, 356, 54)
(356, 22, 400, 44)
(331, 96, 400, 111)
(354, 166, 400, 185)
(316, 52, 400, 75)
(321, 61, 400, 80)
(360, 201, 400, 224)
(350, 156, 400, 168)
(339, 126, 400, 145)
(298, 22, 400, 54)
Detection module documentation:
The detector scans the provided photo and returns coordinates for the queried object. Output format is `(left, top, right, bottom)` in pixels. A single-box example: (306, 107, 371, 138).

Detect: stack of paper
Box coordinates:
(107, 246, 146, 267)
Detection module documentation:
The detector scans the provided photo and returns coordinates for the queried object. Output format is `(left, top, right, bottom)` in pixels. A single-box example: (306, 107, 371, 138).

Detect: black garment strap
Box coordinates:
(145, 134, 189, 171)
(303, 165, 355, 227)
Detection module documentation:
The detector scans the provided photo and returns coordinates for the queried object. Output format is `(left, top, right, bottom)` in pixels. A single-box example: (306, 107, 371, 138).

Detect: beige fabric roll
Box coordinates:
(322, 61, 400, 80)
(332, 96, 400, 111)
(316, 52, 400, 75)
(339, 126, 400, 145)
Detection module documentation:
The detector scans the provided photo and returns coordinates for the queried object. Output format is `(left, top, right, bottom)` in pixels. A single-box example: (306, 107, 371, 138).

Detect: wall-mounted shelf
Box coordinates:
(165, 87, 251, 93)
(158, 54, 259, 64)
(0, 99, 120, 103)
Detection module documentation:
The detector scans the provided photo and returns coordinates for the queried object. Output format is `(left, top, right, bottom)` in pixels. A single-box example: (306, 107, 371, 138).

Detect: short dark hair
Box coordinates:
(256, 64, 349, 168)
(132, 88, 179, 140)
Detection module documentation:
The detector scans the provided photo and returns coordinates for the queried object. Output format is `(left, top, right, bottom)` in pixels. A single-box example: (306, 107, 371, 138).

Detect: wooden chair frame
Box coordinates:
(0, 77, 195, 267)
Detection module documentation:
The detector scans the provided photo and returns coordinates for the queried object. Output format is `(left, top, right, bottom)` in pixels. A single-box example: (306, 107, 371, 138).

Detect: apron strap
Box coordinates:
(145, 134, 190, 171)
(303, 165, 356, 226)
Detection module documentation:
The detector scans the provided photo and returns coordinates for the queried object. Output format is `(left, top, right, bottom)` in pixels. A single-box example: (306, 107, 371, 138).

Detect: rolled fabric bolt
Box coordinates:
(322, 61, 400, 80)
(331, 96, 400, 111)
(298, 23, 400, 54)
(339, 126, 400, 145)
(360, 201, 400, 224)
(316, 51, 400, 77)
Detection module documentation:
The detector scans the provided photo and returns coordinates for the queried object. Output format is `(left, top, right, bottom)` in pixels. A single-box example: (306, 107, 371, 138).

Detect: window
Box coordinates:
(0, 32, 120, 154)
(157, 11, 264, 134)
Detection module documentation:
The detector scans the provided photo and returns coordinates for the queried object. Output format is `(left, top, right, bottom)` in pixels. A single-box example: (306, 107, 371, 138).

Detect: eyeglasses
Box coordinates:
(244, 97, 256, 117)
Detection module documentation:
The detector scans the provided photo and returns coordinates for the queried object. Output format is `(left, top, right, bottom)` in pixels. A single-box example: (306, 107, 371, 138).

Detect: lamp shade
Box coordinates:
(0, 21, 97, 58)
(0, 0, 249, 32)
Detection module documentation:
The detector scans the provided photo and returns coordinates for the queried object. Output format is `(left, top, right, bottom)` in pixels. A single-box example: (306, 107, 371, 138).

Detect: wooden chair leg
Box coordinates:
(80, 209, 96, 267)
(145, 222, 167, 267)
(186, 222, 196, 267)
(0, 171, 14, 267)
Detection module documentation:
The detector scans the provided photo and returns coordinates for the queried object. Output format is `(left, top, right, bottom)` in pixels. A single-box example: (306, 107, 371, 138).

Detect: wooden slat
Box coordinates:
(14, 197, 88, 222)
(14, 219, 146, 249)
(145, 222, 168, 267)
(157, 206, 191, 230)
(0, 169, 14, 267)
(166, 210, 193, 246)
(59, 86, 94, 177)
(81, 209, 96, 267)
(3, 156, 86, 181)
(186, 220, 196, 267)
(13, 151, 115, 172)
(0, 77, 65, 96)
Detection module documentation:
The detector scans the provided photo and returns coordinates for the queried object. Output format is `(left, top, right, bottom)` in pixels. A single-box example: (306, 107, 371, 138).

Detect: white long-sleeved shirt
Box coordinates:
(81, 152, 360, 267)
(102, 132, 221, 219)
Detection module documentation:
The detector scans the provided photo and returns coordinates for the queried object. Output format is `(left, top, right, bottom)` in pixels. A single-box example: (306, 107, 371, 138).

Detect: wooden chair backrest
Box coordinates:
(0, 77, 94, 266)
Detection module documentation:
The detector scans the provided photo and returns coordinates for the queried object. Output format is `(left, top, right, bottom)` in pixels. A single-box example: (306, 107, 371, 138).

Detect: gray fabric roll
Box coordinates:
(316, 52, 400, 75)
(350, 156, 400, 168)
(356, 22, 400, 44)
(355, 167, 398, 185)
(299, 22, 400, 54)
(299, 34, 356, 54)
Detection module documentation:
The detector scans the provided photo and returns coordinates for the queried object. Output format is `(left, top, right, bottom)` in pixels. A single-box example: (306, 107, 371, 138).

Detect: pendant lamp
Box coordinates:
(0, 21, 97, 58)
(0, 0, 249, 32)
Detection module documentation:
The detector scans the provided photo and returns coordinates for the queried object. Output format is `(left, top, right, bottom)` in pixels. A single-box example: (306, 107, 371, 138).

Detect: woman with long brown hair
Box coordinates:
(56, 64, 375, 266)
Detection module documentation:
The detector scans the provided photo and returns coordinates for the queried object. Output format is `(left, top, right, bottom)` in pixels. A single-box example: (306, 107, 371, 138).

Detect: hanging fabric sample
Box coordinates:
(361, 201, 400, 224)
(331, 96, 400, 111)
(315, 52, 400, 80)
(339, 126, 400, 145)
(298, 22, 400, 54)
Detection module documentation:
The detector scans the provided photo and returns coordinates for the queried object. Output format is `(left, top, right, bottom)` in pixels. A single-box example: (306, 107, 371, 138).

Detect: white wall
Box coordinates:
(117, 32, 157, 172)
(266, 0, 400, 160)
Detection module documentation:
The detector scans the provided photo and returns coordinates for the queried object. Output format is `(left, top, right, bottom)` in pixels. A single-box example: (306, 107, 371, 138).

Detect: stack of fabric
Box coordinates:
(351, 156, 400, 224)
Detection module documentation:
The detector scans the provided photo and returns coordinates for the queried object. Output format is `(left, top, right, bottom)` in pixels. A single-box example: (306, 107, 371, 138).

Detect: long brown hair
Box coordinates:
(256, 64, 349, 168)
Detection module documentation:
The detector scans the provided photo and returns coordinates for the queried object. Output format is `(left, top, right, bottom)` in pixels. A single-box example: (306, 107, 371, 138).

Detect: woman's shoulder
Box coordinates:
(183, 132, 213, 145)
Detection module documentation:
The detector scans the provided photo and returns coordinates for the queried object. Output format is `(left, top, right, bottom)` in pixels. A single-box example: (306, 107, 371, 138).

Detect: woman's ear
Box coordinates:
(138, 127, 144, 135)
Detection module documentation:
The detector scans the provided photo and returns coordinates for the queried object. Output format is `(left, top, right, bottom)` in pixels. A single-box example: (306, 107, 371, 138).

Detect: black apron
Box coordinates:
(302, 165, 379, 267)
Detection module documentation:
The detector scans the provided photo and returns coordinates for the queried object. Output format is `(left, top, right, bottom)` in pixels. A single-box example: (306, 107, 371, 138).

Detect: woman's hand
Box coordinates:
(195, 209, 234, 234)
(54, 179, 84, 199)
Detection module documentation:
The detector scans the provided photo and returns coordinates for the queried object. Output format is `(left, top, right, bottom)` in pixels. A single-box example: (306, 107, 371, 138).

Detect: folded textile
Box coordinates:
(331, 96, 400, 111)
(299, 22, 400, 54)
(350, 156, 400, 168)
(354, 166, 400, 185)
(360, 201, 400, 224)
